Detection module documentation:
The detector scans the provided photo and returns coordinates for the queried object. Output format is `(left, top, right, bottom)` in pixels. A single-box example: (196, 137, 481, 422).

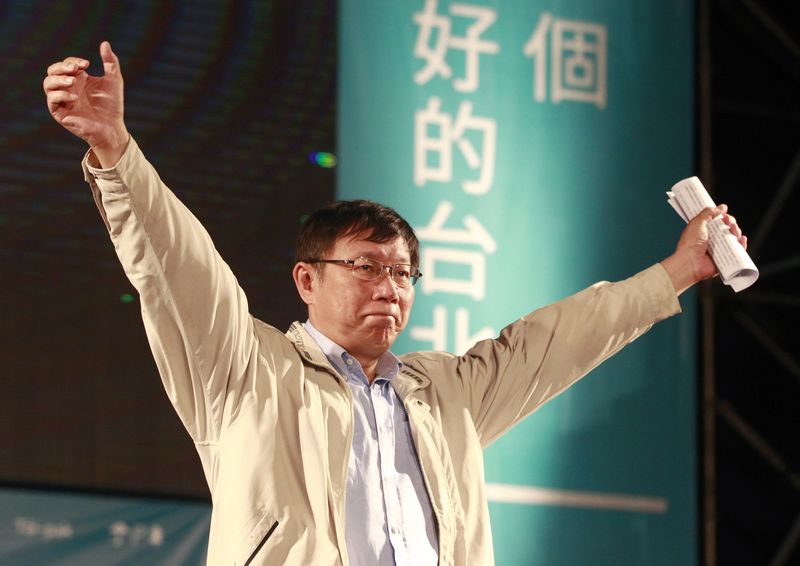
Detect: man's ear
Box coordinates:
(292, 262, 317, 306)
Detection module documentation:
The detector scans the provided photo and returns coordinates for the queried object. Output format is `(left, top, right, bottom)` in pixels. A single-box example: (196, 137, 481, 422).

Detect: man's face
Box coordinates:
(301, 233, 415, 361)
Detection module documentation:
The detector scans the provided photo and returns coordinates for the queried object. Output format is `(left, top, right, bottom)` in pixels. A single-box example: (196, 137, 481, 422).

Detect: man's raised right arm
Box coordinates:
(44, 42, 259, 445)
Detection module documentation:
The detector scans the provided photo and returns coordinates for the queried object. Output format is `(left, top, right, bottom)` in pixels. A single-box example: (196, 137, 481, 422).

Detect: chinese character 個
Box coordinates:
(523, 12, 608, 109)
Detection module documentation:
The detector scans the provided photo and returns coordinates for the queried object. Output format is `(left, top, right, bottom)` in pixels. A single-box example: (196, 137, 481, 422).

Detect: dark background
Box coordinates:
(705, 1, 800, 564)
(1, 0, 337, 497)
(0, 1, 798, 564)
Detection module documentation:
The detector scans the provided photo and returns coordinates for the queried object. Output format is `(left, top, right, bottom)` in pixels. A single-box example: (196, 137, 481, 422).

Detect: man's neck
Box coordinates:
(303, 321, 395, 384)
(356, 357, 380, 383)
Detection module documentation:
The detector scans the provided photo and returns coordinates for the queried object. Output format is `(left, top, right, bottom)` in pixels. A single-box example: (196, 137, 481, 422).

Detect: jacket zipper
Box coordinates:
(243, 520, 279, 566)
(404, 398, 446, 558)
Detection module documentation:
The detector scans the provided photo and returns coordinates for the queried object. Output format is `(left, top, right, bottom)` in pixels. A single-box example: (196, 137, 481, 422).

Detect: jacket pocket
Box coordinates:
(240, 517, 279, 566)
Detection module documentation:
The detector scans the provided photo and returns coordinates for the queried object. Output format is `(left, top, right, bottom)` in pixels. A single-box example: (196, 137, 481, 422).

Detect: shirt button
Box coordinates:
(390, 526, 400, 535)
(346, 359, 353, 365)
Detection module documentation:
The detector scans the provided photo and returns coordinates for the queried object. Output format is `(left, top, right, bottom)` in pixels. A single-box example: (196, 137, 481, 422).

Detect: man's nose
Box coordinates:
(372, 267, 400, 301)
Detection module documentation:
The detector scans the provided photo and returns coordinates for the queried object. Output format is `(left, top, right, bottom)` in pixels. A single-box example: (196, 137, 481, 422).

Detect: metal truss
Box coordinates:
(700, 1, 800, 564)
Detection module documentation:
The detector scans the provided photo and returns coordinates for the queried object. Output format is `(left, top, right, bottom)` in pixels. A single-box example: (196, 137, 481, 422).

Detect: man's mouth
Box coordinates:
(364, 313, 398, 322)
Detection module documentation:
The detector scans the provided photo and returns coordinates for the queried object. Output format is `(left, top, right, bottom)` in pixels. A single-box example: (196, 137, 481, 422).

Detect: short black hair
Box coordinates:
(295, 200, 419, 267)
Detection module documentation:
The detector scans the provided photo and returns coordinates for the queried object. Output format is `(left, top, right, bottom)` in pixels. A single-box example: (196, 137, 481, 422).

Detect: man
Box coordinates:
(44, 43, 746, 565)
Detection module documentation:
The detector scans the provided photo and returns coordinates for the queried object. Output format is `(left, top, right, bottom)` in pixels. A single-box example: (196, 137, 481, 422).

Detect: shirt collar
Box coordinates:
(303, 320, 402, 382)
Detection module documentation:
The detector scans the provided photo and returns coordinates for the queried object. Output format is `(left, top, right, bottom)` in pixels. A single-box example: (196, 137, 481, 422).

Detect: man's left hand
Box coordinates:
(660, 204, 747, 295)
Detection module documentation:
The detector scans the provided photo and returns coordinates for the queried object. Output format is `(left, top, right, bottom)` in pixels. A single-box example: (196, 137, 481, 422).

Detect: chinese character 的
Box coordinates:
(415, 97, 497, 194)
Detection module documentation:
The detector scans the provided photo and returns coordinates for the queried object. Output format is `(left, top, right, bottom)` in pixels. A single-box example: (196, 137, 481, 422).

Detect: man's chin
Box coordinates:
(364, 324, 401, 348)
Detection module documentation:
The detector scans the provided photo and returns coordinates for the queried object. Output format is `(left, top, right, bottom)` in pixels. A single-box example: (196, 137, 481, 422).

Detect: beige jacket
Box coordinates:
(83, 137, 681, 565)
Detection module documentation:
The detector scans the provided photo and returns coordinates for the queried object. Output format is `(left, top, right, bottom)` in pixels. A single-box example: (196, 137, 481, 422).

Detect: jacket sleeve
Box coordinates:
(83, 137, 257, 444)
(452, 264, 681, 447)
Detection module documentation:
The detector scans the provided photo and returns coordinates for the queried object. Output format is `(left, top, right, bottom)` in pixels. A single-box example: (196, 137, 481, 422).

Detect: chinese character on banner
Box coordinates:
(409, 201, 496, 354)
(109, 521, 165, 547)
(415, 200, 496, 252)
(15, 517, 74, 540)
(410, 305, 447, 350)
(109, 521, 129, 547)
(414, 97, 496, 194)
(417, 200, 496, 300)
(149, 524, 165, 546)
(413, 0, 500, 92)
(523, 12, 608, 109)
(411, 305, 495, 354)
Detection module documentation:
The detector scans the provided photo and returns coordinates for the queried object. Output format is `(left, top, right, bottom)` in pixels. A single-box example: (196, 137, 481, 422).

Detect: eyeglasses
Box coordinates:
(305, 256, 422, 287)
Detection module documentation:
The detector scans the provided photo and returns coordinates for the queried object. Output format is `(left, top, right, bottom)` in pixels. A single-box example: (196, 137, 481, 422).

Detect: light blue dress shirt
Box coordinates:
(304, 321, 438, 566)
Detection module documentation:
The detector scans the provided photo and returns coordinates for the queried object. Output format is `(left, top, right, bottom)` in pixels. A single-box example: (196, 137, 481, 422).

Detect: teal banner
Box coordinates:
(0, 488, 209, 565)
(339, 1, 695, 564)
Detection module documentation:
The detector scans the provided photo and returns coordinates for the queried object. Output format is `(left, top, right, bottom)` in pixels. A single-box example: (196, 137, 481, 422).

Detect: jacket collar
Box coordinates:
(393, 361, 432, 397)
(286, 322, 343, 381)
(286, 322, 431, 393)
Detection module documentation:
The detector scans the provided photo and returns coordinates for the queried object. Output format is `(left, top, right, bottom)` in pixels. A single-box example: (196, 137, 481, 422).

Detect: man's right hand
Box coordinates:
(43, 41, 129, 168)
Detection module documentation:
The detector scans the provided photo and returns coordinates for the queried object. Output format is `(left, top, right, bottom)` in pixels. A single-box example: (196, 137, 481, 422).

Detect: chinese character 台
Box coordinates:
(409, 201, 496, 354)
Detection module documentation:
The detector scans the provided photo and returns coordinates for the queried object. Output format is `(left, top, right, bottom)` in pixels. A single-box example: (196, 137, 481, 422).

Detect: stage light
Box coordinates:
(309, 151, 337, 168)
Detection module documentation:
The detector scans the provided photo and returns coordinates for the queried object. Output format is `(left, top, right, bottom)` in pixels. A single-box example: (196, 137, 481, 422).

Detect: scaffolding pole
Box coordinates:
(698, 0, 716, 564)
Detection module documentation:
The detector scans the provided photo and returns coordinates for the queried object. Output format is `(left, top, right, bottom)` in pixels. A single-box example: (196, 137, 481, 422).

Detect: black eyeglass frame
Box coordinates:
(304, 256, 423, 287)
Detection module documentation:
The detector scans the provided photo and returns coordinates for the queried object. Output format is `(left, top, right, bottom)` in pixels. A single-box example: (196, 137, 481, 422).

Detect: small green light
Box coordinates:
(120, 293, 135, 303)
(300, 214, 310, 224)
(309, 151, 337, 168)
